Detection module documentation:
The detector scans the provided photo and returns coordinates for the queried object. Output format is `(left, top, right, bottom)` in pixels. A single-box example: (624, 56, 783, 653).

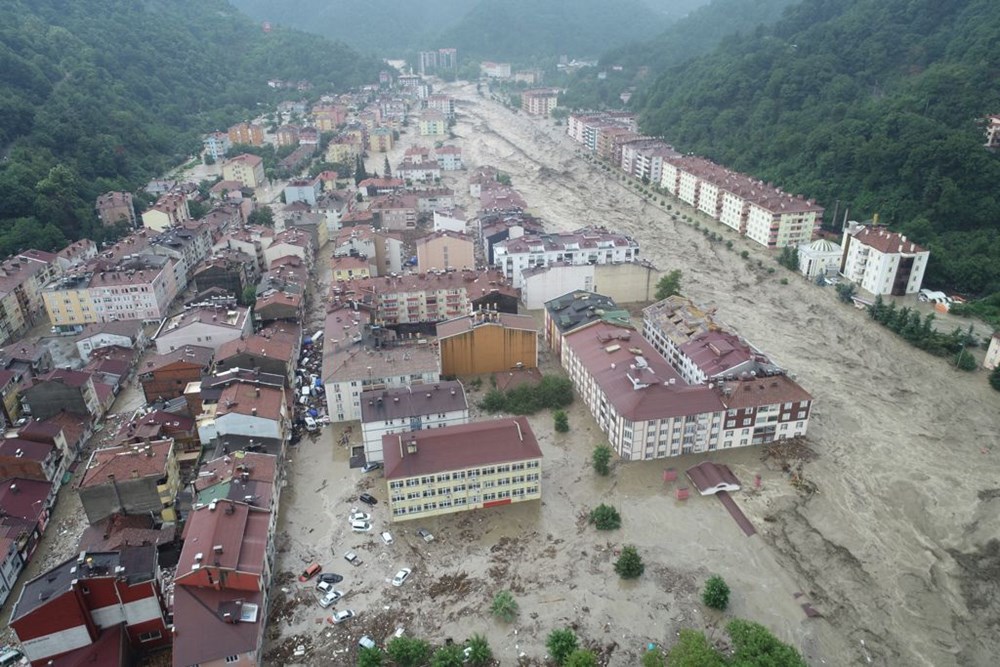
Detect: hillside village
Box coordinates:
(0, 49, 997, 667)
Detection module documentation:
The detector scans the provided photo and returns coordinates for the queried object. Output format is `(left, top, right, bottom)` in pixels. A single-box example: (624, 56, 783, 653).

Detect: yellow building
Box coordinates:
(418, 111, 447, 137)
(331, 255, 372, 282)
(384, 417, 543, 522)
(222, 153, 266, 189)
(436, 311, 538, 377)
(326, 140, 359, 164)
(42, 274, 96, 328)
(416, 230, 474, 272)
(370, 127, 394, 153)
(0, 369, 22, 424)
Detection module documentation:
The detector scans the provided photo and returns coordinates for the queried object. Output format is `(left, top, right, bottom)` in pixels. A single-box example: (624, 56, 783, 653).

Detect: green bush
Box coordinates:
(563, 649, 598, 667)
(357, 646, 384, 667)
(490, 590, 518, 622)
(386, 637, 431, 667)
(740, 250, 750, 259)
(641, 646, 666, 667)
(614, 545, 644, 579)
(702, 575, 730, 610)
(591, 444, 612, 475)
(588, 504, 621, 530)
(430, 645, 464, 667)
(554, 409, 569, 433)
(463, 634, 493, 666)
(991, 365, 1000, 391)
(478, 375, 574, 414)
(546, 629, 579, 665)
(955, 349, 977, 371)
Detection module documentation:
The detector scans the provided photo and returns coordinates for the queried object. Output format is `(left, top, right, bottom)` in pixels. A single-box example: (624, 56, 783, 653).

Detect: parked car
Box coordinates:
(329, 609, 355, 624)
(380, 531, 394, 545)
(359, 636, 376, 650)
(317, 573, 343, 585)
(362, 461, 382, 473)
(349, 511, 371, 522)
(304, 416, 318, 432)
(344, 551, 362, 566)
(351, 520, 372, 532)
(391, 568, 412, 587)
(318, 589, 344, 608)
(298, 563, 321, 582)
(359, 493, 378, 506)
(416, 529, 434, 543)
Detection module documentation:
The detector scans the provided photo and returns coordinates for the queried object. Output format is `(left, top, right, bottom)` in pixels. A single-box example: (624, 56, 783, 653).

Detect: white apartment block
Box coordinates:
(839, 222, 929, 296)
(492, 227, 640, 288)
(359, 381, 469, 463)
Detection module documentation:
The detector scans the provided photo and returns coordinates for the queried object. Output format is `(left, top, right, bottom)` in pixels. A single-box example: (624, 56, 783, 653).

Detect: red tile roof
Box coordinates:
(436, 312, 537, 339)
(79, 440, 173, 488)
(383, 417, 542, 480)
(215, 383, 284, 421)
(0, 477, 52, 521)
(853, 225, 926, 254)
(719, 374, 812, 409)
(562, 321, 725, 421)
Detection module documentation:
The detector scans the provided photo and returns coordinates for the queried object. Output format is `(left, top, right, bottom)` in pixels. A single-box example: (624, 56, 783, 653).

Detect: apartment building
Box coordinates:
(370, 126, 394, 152)
(95, 191, 136, 228)
(566, 112, 637, 152)
(203, 131, 231, 161)
(223, 154, 266, 189)
(416, 230, 475, 272)
(492, 227, 640, 289)
(141, 191, 191, 232)
(321, 306, 441, 423)
(78, 439, 181, 525)
(228, 122, 265, 147)
(437, 311, 538, 377)
(839, 221, 929, 296)
(283, 178, 321, 207)
(521, 260, 661, 310)
(418, 111, 447, 137)
(397, 162, 442, 183)
(384, 417, 542, 522)
(360, 381, 469, 464)
(332, 225, 404, 277)
(521, 88, 560, 116)
(152, 306, 252, 354)
(426, 94, 455, 120)
(435, 145, 463, 171)
(0, 251, 61, 344)
(22, 369, 102, 421)
(542, 290, 631, 355)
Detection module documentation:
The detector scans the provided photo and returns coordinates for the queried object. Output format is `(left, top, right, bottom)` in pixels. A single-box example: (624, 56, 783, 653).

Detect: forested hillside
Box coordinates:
(228, 0, 473, 53)
(435, 0, 670, 60)
(635, 0, 1000, 296)
(0, 0, 381, 256)
(561, 0, 796, 109)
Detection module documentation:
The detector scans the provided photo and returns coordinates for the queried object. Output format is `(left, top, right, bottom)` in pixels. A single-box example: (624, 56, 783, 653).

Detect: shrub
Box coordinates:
(668, 630, 724, 667)
(554, 409, 569, 433)
(727, 619, 807, 666)
(564, 649, 598, 667)
(490, 590, 518, 622)
(588, 504, 621, 530)
(546, 629, 579, 665)
(740, 250, 749, 259)
(726, 240, 733, 250)
(641, 646, 666, 667)
(780, 277, 789, 285)
(430, 645, 465, 667)
(991, 365, 1000, 391)
(386, 637, 431, 667)
(357, 647, 384, 667)
(702, 575, 730, 610)
(463, 634, 493, 666)
(591, 444, 612, 475)
(614, 545, 644, 579)
(955, 349, 977, 371)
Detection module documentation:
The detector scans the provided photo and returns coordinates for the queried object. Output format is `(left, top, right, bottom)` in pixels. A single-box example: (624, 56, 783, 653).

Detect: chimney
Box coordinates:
(406, 439, 418, 455)
(251, 407, 257, 416)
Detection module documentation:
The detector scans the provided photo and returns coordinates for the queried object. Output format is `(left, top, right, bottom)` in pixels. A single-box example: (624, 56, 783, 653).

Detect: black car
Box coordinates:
(359, 493, 378, 506)
(317, 573, 344, 585)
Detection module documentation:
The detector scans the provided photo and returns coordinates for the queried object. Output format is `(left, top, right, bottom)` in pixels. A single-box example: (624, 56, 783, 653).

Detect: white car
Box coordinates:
(318, 589, 344, 608)
(329, 609, 355, 624)
(349, 512, 371, 522)
(351, 520, 372, 532)
(380, 531, 394, 545)
(391, 568, 412, 587)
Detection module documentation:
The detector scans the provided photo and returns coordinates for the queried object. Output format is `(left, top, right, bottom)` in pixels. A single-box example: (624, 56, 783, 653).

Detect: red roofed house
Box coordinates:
(21, 369, 102, 421)
(253, 290, 303, 324)
(222, 153, 266, 189)
(0, 477, 55, 607)
(840, 221, 929, 295)
(200, 383, 288, 447)
(78, 440, 181, 525)
(214, 326, 299, 385)
(10, 545, 169, 666)
(139, 345, 215, 403)
(172, 499, 274, 667)
(0, 438, 65, 486)
(383, 417, 542, 522)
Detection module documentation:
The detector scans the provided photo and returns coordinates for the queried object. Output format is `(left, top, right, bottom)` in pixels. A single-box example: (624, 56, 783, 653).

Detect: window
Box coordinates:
(139, 631, 163, 642)
(742, 418, 752, 426)
(226, 656, 240, 664)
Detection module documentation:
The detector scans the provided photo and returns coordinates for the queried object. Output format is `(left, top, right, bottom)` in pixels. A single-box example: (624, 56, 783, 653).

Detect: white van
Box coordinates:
(304, 416, 318, 432)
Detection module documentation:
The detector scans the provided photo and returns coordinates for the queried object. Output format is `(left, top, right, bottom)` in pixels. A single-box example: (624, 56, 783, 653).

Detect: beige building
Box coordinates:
(437, 311, 538, 377)
(521, 88, 559, 116)
(95, 191, 136, 227)
(223, 154, 266, 189)
(141, 191, 191, 232)
(416, 230, 475, 272)
(384, 417, 542, 522)
(227, 122, 264, 147)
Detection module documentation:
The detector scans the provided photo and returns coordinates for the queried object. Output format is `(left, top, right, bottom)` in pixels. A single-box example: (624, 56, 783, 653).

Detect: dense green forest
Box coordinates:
(434, 0, 670, 61)
(228, 0, 474, 53)
(633, 0, 1000, 296)
(560, 0, 796, 109)
(0, 0, 381, 257)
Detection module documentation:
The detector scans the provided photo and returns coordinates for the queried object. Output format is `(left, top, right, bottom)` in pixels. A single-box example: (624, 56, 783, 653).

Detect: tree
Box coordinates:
(357, 647, 384, 667)
(463, 634, 493, 666)
(554, 409, 569, 433)
(955, 349, 977, 371)
(546, 628, 579, 666)
(240, 285, 258, 307)
(702, 575, 730, 610)
(564, 649, 598, 667)
(727, 619, 807, 666)
(835, 282, 857, 304)
(383, 156, 392, 178)
(247, 205, 274, 227)
(430, 644, 464, 667)
(497, 173, 512, 186)
(991, 365, 1000, 391)
(614, 545, 644, 579)
(641, 646, 666, 667)
(654, 269, 683, 300)
(668, 630, 725, 667)
(386, 636, 431, 667)
(490, 590, 518, 622)
(591, 444, 612, 475)
(588, 504, 621, 530)
(777, 245, 799, 271)
(354, 154, 367, 185)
